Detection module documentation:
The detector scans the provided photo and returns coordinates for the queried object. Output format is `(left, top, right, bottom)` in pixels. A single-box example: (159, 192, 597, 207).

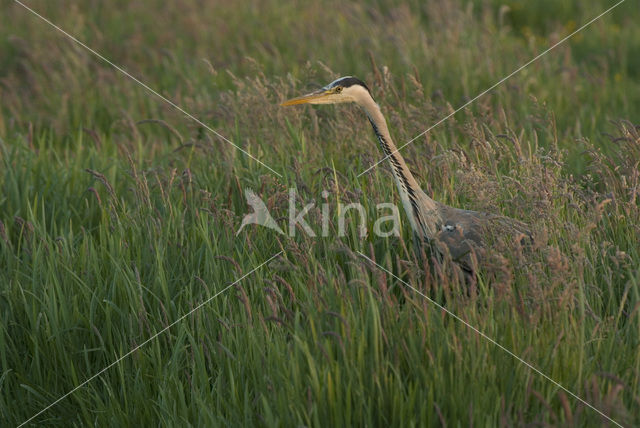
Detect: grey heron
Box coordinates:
(282, 76, 530, 273)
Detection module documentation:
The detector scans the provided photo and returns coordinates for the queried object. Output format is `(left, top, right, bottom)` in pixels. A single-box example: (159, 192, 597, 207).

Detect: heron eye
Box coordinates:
(335, 87, 343, 93)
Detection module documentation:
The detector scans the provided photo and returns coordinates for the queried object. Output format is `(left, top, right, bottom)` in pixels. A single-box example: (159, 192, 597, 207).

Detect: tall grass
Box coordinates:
(1, 0, 639, 426)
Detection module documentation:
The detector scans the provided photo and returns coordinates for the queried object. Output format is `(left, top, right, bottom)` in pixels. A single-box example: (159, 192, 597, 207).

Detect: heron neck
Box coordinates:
(367, 112, 418, 187)
(360, 98, 439, 218)
(357, 98, 441, 237)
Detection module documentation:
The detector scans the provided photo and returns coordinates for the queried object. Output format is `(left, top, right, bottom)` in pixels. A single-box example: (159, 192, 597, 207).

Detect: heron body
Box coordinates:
(282, 76, 529, 272)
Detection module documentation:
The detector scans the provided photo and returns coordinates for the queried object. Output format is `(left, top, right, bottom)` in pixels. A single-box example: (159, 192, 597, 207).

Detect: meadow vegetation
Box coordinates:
(1, 0, 639, 426)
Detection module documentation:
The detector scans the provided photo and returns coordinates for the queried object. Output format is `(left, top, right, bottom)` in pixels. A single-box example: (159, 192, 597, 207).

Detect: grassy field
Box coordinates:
(1, 0, 639, 426)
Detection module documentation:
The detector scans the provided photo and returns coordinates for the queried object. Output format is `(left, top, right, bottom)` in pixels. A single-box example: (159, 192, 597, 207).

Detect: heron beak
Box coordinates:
(281, 90, 331, 106)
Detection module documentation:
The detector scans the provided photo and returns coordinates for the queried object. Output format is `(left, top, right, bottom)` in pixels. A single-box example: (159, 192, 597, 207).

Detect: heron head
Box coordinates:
(281, 76, 372, 106)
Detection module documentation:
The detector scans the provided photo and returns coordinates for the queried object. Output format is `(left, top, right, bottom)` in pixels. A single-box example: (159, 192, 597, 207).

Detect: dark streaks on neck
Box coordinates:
(367, 117, 427, 235)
